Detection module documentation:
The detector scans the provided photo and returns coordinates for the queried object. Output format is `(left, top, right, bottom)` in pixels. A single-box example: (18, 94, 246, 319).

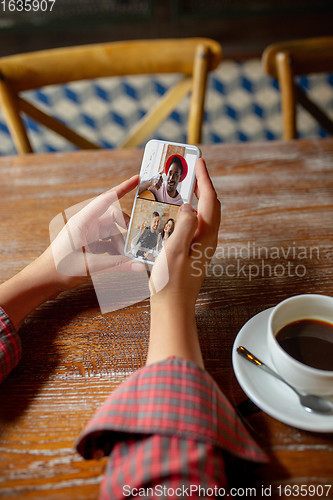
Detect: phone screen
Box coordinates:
(125, 140, 200, 265)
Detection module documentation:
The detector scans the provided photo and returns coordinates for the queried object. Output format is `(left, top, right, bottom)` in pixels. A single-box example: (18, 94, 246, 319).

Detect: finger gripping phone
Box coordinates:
(124, 139, 200, 265)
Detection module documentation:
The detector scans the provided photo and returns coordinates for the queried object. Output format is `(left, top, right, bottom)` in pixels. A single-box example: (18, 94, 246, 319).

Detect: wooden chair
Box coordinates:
(262, 37, 333, 140)
(0, 38, 222, 154)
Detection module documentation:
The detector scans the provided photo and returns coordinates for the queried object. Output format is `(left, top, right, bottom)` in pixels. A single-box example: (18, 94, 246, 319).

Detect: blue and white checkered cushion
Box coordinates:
(0, 60, 332, 155)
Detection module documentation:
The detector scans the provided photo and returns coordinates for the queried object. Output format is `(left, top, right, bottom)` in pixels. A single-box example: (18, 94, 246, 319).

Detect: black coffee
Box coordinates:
(276, 319, 333, 371)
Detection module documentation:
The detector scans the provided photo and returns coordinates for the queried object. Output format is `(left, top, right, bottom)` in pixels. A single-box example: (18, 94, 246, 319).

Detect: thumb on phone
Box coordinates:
(166, 204, 198, 255)
(149, 204, 198, 296)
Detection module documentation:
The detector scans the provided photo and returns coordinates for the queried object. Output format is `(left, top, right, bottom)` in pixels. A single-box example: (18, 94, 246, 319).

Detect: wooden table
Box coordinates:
(0, 139, 332, 499)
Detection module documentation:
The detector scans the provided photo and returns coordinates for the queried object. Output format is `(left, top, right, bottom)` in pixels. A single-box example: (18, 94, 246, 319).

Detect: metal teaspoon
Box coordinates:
(237, 346, 333, 414)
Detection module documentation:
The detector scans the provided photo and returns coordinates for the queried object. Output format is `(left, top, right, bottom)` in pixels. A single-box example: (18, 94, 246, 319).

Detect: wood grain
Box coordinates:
(0, 140, 332, 499)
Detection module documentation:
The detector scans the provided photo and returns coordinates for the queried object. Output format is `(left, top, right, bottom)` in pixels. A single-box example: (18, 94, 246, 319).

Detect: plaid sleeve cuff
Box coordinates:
(76, 356, 267, 463)
(0, 306, 22, 383)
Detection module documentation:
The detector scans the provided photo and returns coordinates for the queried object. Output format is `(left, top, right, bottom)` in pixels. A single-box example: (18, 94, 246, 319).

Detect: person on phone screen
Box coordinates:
(138, 155, 187, 206)
(156, 218, 175, 253)
(131, 211, 160, 260)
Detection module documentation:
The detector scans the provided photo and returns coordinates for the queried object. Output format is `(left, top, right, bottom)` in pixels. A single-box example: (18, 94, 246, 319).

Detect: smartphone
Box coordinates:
(124, 139, 200, 265)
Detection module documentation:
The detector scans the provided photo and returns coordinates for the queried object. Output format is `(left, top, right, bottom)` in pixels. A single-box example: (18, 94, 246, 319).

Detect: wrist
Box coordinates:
(150, 292, 197, 337)
(25, 251, 65, 298)
(150, 292, 196, 317)
(147, 293, 203, 368)
(35, 247, 86, 294)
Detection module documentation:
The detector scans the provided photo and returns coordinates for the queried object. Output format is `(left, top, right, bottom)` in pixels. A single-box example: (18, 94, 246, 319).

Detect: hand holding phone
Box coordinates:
(125, 140, 200, 265)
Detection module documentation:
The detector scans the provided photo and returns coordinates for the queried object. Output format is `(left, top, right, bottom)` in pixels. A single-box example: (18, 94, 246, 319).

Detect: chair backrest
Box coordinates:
(0, 38, 222, 154)
(262, 37, 333, 140)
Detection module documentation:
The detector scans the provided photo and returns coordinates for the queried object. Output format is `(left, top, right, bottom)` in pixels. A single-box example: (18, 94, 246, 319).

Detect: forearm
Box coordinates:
(147, 295, 204, 368)
(137, 179, 153, 195)
(0, 248, 70, 330)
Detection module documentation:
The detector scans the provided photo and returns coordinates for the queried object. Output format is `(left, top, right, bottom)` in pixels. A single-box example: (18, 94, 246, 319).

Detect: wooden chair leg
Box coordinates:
(0, 79, 32, 154)
(188, 44, 210, 145)
(276, 52, 297, 140)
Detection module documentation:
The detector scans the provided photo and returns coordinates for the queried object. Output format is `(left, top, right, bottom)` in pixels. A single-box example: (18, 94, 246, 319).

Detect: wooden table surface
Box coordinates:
(0, 139, 332, 499)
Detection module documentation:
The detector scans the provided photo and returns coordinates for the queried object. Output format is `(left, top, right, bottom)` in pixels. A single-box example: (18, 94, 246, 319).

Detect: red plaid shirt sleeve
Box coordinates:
(0, 306, 22, 383)
(76, 357, 267, 499)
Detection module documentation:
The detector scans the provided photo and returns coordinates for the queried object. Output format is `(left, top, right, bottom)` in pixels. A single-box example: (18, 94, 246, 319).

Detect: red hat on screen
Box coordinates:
(165, 154, 188, 182)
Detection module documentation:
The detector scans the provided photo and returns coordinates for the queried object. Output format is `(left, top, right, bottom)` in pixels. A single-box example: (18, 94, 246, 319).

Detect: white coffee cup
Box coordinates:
(267, 294, 333, 396)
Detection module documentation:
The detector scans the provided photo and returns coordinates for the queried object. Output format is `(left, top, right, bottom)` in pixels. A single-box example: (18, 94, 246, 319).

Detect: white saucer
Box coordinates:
(232, 307, 333, 433)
